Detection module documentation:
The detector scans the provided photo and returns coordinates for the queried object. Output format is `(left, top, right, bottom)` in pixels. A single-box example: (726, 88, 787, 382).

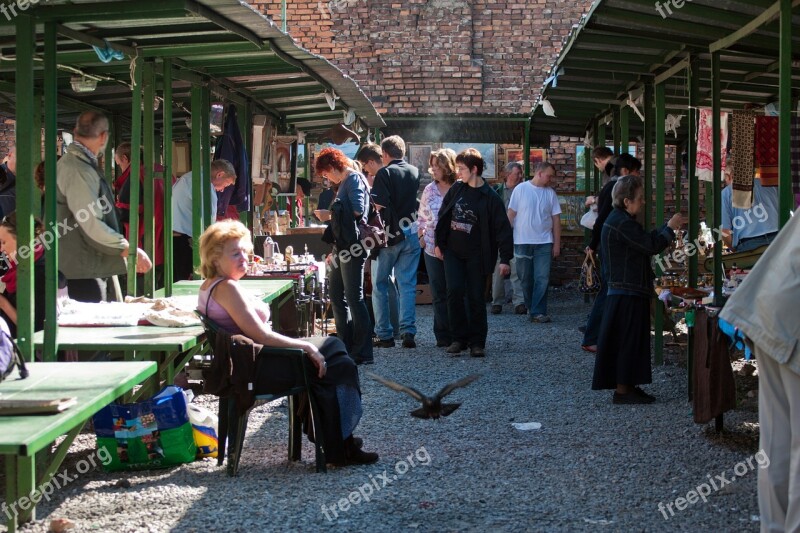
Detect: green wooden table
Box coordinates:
(32, 325, 205, 401)
(0, 361, 156, 532)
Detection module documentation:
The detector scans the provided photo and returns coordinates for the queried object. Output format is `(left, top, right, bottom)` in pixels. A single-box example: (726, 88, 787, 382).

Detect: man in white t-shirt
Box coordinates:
(507, 162, 561, 323)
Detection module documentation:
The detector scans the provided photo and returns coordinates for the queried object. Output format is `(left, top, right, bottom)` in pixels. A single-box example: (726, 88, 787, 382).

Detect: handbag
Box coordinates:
(356, 174, 388, 251)
(0, 317, 27, 384)
(579, 253, 601, 294)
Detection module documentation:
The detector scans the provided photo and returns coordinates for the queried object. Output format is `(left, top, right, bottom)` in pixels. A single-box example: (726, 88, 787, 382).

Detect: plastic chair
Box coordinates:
(196, 312, 327, 476)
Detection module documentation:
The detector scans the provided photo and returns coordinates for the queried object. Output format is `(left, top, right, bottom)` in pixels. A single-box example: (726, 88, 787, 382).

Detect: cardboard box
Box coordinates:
(415, 284, 432, 305)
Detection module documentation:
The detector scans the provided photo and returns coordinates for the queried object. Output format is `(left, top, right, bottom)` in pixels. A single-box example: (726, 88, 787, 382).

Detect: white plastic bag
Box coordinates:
(187, 403, 219, 458)
(580, 205, 598, 230)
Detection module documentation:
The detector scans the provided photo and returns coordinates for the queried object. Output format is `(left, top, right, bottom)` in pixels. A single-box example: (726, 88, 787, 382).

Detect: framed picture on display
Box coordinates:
(506, 149, 523, 163)
(408, 145, 433, 179)
(443, 143, 496, 179)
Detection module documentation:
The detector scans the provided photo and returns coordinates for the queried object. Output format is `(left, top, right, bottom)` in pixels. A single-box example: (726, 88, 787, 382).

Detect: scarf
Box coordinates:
(695, 108, 728, 182)
(1, 244, 44, 295)
(730, 111, 756, 209)
(755, 116, 779, 187)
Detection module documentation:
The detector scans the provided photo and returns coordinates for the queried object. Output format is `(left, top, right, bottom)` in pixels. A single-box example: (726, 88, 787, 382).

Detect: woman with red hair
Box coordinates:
(316, 147, 373, 365)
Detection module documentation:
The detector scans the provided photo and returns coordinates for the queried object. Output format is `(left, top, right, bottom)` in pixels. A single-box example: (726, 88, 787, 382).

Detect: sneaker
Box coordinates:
(514, 304, 527, 315)
(612, 391, 654, 405)
(401, 333, 416, 349)
(373, 338, 395, 348)
(446, 341, 468, 354)
(633, 387, 656, 403)
(490, 305, 502, 315)
(530, 314, 552, 323)
(470, 346, 486, 357)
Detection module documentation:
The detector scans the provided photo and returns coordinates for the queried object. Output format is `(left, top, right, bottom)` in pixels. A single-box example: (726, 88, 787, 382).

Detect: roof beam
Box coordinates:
(184, 0, 262, 47)
(18, 1, 189, 23)
(710, 0, 800, 53)
(55, 24, 136, 56)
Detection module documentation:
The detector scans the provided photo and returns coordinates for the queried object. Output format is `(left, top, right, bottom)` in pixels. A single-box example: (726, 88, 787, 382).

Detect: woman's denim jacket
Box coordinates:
(600, 207, 675, 298)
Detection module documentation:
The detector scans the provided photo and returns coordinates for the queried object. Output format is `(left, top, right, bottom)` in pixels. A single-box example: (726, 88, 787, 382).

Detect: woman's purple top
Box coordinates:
(197, 281, 244, 335)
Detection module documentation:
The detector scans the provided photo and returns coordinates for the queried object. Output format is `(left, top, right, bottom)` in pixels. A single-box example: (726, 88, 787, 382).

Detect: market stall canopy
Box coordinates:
(530, 0, 800, 141)
(0, 0, 384, 138)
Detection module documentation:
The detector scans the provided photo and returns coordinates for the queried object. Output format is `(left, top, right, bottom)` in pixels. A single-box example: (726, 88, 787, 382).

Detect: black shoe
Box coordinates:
(470, 346, 486, 357)
(490, 305, 502, 315)
(373, 337, 394, 348)
(401, 333, 416, 348)
(633, 387, 656, 403)
(344, 436, 379, 465)
(352, 357, 375, 366)
(514, 304, 527, 315)
(436, 339, 451, 348)
(612, 391, 655, 404)
(352, 437, 363, 449)
(578, 325, 587, 334)
(446, 342, 468, 354)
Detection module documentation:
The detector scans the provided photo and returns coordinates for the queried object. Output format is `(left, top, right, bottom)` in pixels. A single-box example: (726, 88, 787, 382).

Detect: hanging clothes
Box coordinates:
(730, 111, 756, 209)
(755, 115, 779, 187)
(791, 117, 800, 198)
(215, 104, 250, 219)
(695, 108, 728, 182)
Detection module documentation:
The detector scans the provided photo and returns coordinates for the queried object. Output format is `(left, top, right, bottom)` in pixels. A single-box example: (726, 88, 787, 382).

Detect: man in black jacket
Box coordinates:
(371, 136, 420, 348)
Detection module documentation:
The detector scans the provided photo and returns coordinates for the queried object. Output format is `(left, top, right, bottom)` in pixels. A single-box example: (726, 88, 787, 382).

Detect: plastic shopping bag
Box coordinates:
(93, 386, 197, 471)
(187, 403, 219, 459)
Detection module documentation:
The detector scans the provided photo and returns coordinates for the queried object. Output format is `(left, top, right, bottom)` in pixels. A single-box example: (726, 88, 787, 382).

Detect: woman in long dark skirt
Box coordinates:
(592, 175, 683, 404)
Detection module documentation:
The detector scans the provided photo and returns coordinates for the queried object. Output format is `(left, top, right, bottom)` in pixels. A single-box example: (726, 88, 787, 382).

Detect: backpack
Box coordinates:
(0, 317, 28, 383)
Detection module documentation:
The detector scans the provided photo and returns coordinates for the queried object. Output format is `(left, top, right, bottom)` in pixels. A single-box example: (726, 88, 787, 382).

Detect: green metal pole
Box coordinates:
(523, 118, 531, 179)
(655, 83, 666, 365)
(644, 83, 654, 230)
(596, 122, 605, 193)
(162, 59, 173, 296)
(687, 57, 700, 403)
(282, 0, 287, 32)
(238, 101, 252, 229)
(712, 51, 724, 307)
(191, 84, 203, 278)
(592, 121, 600, 195)
(675, 142, 684, 214)
(127, 55, 143, 297)
(14, 16, 36, 526)
(143, 61, 156, 297)
(778, 0, 793, 226)
(43, 21, 59, 362)
(613, 107, 621, 155)
(289, 141, 298, 228)
(620, 106, 629, 155)
(201, 86, 211, 232)
(15, 15, 35, 365)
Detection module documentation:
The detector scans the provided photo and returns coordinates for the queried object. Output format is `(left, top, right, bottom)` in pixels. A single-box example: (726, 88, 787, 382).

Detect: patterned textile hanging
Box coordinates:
(730, 111, 756, 209)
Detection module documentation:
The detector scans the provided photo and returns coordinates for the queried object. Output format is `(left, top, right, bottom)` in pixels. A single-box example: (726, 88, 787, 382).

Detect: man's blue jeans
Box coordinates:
(373, 236, 421, 340)
(328, 250, 373, 362)
(369, 259, 399, 338)
(515, 243, 552, 317)
(582, 255, 608, 346)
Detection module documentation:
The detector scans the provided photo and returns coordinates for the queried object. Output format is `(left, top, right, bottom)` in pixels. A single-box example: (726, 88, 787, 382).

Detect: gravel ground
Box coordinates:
(2, 289, 761, 532)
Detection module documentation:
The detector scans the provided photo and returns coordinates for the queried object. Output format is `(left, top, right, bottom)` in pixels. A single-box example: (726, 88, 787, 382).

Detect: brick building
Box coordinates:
(250, 0, 601, 285)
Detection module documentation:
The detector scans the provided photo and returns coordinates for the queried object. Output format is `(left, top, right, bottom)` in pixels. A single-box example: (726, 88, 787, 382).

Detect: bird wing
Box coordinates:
(435, 374, 482, 399)
(366, 372, 427, 403)
(439, 403, 462, 417)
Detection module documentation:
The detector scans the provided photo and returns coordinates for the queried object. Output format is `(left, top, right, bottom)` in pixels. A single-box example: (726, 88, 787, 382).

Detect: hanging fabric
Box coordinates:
(791, 117, 800, 198)
(695, 108, 728, 182)
(754, 115, 779, 187)
(730, 111, 756, 209)
(215, 104, 251, 219)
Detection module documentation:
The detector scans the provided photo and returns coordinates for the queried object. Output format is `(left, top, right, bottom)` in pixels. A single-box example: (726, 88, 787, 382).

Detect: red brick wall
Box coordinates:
(249, 0, 592, 115)
(0, 115, 15, 160)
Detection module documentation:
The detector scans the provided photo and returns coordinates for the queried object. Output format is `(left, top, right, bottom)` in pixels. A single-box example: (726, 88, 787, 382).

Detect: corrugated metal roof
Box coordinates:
(530, 0, 800, 140)
(0, 0, 384, 137)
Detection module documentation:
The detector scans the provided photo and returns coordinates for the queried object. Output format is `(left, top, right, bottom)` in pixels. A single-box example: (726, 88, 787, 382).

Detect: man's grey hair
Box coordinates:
(74, 111, 109, 139)
(211, 159, 236, 181)
(504, 161, 523, 175)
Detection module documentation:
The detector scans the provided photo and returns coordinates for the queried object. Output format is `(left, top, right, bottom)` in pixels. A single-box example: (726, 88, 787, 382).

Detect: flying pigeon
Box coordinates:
(366, 372, 481, 420)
